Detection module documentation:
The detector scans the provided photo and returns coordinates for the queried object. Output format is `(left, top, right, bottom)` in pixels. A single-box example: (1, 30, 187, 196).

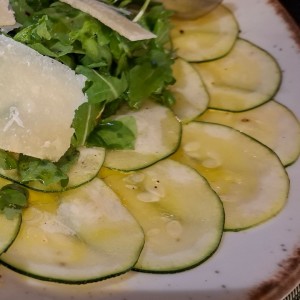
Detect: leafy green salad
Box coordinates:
(0, 0, 175, 208)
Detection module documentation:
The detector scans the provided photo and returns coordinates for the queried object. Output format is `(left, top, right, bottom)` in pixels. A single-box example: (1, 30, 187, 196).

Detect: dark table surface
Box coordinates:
(278, 0, 300, 26)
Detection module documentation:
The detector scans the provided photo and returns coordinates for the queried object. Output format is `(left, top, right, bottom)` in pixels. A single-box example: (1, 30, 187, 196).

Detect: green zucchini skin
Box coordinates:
(0, 260, 135, 285)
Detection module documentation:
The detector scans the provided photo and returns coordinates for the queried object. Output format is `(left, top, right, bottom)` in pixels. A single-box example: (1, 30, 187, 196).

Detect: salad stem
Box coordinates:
(132, 0, 151, 22)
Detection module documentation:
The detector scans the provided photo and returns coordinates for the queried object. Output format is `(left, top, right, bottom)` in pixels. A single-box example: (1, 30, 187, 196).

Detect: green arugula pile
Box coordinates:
(1, 0, 175, 188)
(0, 184, 28, 219)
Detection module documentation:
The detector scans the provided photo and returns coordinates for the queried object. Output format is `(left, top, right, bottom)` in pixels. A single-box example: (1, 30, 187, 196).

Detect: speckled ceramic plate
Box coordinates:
(0, 1, 300, 299)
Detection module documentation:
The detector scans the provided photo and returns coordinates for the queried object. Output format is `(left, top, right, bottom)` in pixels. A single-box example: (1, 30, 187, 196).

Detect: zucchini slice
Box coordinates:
(170, 5, 239, 62)
(103, 101, 181, 171)
(0, 178, 22, 255)
(0, 178, 144, 283)
(193, 39, 282, 111)
(101, 159, 224, 273)
(172, 122, 289, 231)
(169, 58, 209, 123)
(0, 147, 105, 192)
(197, 101, 300, 166)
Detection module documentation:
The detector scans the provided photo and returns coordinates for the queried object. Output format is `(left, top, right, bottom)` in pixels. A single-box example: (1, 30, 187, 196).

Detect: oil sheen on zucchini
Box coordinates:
(197, 101, 300, 166)
(172, 122, 289, 231)
(101, 159, 224, 273)
(104, 101, 181, 171)
(170, 4, 239, 62)
(0, 178, 144, 283)
(194, 39, 282, 111)
(169, 58, 209, 123)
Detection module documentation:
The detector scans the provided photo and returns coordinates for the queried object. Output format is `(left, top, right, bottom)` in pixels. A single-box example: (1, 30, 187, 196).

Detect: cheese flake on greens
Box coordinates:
(0, 34, 87, 162)
(0, 0, 16, 26)
(59, 0, 156, 41)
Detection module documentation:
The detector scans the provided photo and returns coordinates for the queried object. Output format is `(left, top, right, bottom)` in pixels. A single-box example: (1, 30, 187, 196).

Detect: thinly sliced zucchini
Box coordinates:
(170, 5, 239, 62)
(169, 58, 209, 123)
(0, 178, 144, 283)
(0, 147, 105, 192)
(197, 101, 300, 166)
(0, 178, 22, 255)
(172, 122, 289, 231)
(103, 101, 181, 171)
(101, 159, 224, 273)
(193, 39, 282, 111)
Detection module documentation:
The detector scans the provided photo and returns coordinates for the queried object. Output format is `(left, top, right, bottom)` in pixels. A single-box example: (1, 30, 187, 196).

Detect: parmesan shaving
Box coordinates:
(60, 0, 156, 41)
(0, 0, 16, 26)
(3, 106, 24, 132)
(0, 35, 87, 161)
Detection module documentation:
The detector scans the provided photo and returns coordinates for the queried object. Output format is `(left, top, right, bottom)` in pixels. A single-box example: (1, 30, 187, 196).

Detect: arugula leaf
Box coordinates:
(70, 18, 112, 66)
(127, 47, 175, 108)
(56, 147, 80, 174)
(72, 103, 103, 147)
(76, 66, 128, 104)
(14, 15, 74, 58)
(87, 116, 137, 149)
(139, 4, 173, 46)
(9, 0, 35, 25)
(101, 98, 123, 119)
(14, 15, 52, 43)
(18, 155, 69, 187)
(0, 150, 18, 170)
(13, 2, 114, 63)
(0, 184, 29, 220)
(153, 89, 176, 107)
(15, 148, 80, 188)
(9, 0, 53, 25)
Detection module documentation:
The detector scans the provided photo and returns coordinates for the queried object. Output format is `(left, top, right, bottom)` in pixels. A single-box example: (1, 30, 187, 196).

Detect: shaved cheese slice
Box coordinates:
(0, 35, 87, 161)
(60, 0, 156, 41)
(0, 0, 16, 26)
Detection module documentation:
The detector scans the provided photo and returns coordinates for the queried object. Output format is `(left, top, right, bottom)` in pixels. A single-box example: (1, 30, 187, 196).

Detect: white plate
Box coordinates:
(0, 1, 300, 299)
